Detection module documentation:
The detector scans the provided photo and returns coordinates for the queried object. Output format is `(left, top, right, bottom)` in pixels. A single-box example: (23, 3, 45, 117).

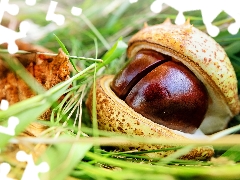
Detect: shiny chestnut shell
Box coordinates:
(124, 60, 209, 133)
(111, 50, 209, 134)
(127, 19, 239, 134)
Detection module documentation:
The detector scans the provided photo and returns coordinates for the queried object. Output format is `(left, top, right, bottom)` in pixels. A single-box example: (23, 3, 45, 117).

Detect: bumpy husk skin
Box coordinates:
(86, 75, 214, 160)
(127, 20, 239, 134)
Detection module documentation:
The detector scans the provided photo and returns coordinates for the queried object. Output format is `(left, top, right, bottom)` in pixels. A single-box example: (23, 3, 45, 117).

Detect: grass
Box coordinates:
(1, 0, 240, 179)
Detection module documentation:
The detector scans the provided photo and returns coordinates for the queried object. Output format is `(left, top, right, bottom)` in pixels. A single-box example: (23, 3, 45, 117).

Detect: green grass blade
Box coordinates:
(106, 1, 130, 28)
(221, 145, 240, 162)
(159, 145, 195, 165)
(81, 14, 111, 50)
(97, 38, 127, 70)
(54, 34, 79, 72)
(0, 82, 70, 148)
(53, 34, 70, 55)
(0, 54, 45, 94)
(225, 41, 240, 56)
(92, 64, 99, 137)
(39, 134, 92, 180)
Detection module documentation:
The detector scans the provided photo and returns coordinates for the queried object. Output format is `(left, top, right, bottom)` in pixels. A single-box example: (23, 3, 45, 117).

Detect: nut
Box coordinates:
(86, 19, 239, 159)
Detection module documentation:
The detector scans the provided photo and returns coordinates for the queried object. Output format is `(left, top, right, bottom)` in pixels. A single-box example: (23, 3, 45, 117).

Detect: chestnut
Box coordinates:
(111, 49, 209, 134)
(86, 19, 239, 159)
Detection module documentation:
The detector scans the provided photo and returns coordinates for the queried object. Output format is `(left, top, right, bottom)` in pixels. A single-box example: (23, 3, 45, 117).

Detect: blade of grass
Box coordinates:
(81, 14, 111, 50)
(54, 34, 80, 72)
(53, 34, 70, 55)
(85, 151, 240, 179)
(37, 52, 103, 62)
(159, 145, 196, 165)
(92, 64, 99, 151)
(39, 133, 92, 180)
(76, 161, 174, 180)
(12, 134, 240, 147)
(209, 124, 240, 140)
(225, 41, 240, 55)
(0, 54, 45, 94)
(97, 38, 127, 70)
(0, 83, 69, 148)
(106, 1, 130, 29)
(221, 145, 240, 162)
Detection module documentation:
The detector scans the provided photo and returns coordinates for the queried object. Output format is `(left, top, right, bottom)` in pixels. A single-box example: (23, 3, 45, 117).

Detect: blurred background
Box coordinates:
(2, 0, 240, 70)
(3, 0, 240, 55)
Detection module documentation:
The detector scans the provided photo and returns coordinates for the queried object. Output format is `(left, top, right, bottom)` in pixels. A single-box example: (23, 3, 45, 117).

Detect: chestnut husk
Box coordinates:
(86, 19, 239, 159)
(86, 75, 214, 159)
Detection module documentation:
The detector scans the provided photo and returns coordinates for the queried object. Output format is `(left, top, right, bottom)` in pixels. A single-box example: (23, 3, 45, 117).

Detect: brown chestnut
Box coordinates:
(111, 50, 209, 134)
